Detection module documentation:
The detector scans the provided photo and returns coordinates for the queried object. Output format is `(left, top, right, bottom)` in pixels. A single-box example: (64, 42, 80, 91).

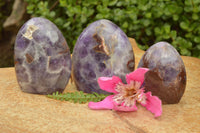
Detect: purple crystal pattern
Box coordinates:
(14, 17, 71, 94)
(72, 19, 135, 94)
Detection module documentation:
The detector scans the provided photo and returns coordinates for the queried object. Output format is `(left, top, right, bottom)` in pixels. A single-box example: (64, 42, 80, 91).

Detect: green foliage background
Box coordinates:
(25, 0, 200, 58)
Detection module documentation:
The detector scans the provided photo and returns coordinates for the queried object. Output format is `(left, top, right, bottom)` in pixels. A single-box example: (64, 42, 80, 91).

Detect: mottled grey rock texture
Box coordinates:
(138, 42, 186, 104)
(14, 17, 71, 94)
(72, 19, 135, 94)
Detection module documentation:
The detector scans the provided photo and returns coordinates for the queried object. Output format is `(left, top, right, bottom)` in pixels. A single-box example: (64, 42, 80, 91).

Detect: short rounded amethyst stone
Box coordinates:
(14, 17, 72, 94)
(72, 19, 135, 94)
(138, 42, 186, 104)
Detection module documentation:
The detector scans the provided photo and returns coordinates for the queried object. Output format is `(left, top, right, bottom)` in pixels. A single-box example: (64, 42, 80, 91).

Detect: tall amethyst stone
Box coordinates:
(14, 17, 71, 94)
(72, 19, 135, 94)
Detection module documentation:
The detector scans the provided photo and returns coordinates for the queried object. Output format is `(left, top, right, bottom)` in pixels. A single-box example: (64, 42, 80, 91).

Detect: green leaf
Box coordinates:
(184, 6, 193, 12)
(192, 13, 199, 20)
(170, 30, 177, 40)
(173, 15, 179, 21)
(108, 0, 118, 6)
(122, 21, 128, 29)
(180, 22, 189, 30)
(163, 34, 170, 39)
(47, 91, 109, 104)
(193, 6, 200, 13)
(95, 14, 104, 19)
(63, 22, 71, 28)
(81, 15, 87, 23)
(167, 5, 177, 14)
(102, 0, 109, 6)
(154, 27, 162, 35)
(49, 11, 55, 18)
(185, 0, 192, 5)
(197, 45, 200, 50)
(194, 37, 200, 43)
(145, 12, 152, 18)
(164, 24, 170, 34)
(142, 19, 150, 27)
(116, 1, 123, 6)
(145, 28, 152, 36)
(185, 33, 193, 38)
(180, 48, 191, 56)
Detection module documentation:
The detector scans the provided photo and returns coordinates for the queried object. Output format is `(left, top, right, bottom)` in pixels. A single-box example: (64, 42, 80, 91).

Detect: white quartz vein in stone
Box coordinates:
(23, 25, 38, 40)
(46, 30, 58, 44)
(46, 56, 64, 74)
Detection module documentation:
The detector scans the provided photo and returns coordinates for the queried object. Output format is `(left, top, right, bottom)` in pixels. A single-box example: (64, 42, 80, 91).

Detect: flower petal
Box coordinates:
(98, 76, 122, 93)
(88, 95, 114, 110)
(88, 95, 138, 112)
(113, 102, 138, 112)
(141, 92, 162, 117)
(126, 68, 149, 85)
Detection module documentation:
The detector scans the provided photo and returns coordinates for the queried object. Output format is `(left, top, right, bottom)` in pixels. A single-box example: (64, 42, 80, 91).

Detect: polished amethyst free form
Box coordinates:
(14, 17, 71, 94)
(138, 42, 186, 104)
(72, 19, 135, 94)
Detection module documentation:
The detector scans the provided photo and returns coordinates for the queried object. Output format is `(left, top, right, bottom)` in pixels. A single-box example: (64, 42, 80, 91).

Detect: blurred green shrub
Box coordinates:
(25, 0, 200, 58)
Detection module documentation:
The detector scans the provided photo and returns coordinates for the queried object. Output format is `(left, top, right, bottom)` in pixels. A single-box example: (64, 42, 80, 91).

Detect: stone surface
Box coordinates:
(0, 38, 199, 132)
(14, 17, 71, 94)
(138, 42, 186, 104)
(72, 19, 135, 94)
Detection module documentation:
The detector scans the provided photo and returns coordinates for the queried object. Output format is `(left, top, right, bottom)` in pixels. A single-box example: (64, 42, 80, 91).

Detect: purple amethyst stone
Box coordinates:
(14, 17, 72, 94)
(138, 42, 186, 104)
(72, 19, 135, 94)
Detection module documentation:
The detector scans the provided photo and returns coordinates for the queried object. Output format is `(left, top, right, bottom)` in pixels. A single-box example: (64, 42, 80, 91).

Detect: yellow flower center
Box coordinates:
(126, 88, 137, 97)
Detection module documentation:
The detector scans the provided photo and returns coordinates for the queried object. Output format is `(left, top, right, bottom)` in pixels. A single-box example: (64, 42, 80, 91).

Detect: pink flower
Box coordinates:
(88, 68, 162, 117)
